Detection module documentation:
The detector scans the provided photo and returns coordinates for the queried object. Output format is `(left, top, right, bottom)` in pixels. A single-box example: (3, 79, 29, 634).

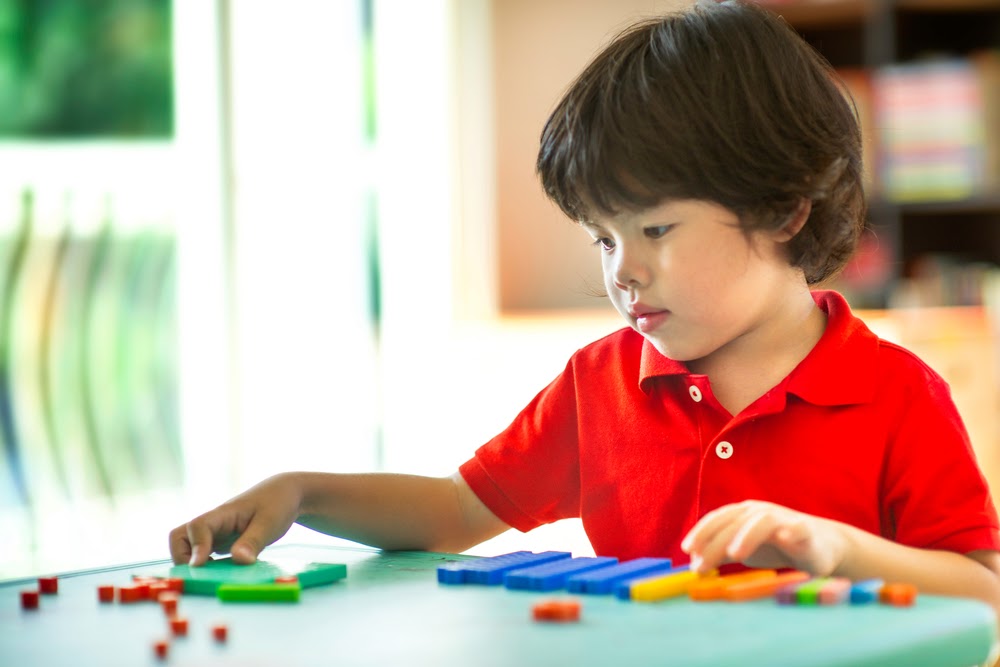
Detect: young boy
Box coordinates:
(169, 0, 1000, 618)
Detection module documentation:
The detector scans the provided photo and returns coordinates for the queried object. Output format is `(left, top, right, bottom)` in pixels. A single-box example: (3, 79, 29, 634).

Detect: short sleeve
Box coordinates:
(881, 365, 1000, 554)
(459, 359, 583, 533)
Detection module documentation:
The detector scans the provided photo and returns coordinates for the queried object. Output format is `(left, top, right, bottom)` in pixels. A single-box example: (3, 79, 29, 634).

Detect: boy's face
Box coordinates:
(582, 199, 806, 365)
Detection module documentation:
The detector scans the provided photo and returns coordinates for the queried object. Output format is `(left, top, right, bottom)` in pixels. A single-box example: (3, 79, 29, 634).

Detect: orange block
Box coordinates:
(118, 585, 144, 604)
(722, 570, 810, 601)
(160, 593, 179, 616)
(153, 639, 169, 660)
(212, 624, 229, 642)
(880, 582, 918, 607)
(169, 617, 189, 637)
(532, 599, 581, 622)
(97, 585, 116, 603)
(689, 569, 777, 601)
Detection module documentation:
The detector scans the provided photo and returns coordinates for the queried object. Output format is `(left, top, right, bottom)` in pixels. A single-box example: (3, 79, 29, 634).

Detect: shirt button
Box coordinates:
(688, 385, 703, 402)
(715, 441, 734, 459)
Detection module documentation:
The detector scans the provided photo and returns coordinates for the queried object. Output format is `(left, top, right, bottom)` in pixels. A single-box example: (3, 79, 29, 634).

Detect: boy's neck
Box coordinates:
(686, 292, 827, 417)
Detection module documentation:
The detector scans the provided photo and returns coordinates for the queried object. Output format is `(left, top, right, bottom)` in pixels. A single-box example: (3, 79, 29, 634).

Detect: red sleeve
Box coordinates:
(881, 353, 1000, 554)
(459, 358, 582, 533)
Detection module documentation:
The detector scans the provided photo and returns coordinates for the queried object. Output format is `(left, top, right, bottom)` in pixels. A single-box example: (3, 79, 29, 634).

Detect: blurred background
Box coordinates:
(0, 0, 997, 579)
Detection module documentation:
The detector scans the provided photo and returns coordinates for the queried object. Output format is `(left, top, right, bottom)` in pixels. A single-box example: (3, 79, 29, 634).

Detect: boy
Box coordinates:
(169, 0, 1000, 619)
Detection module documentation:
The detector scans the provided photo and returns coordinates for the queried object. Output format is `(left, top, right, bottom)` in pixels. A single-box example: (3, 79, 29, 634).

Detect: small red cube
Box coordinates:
(169, 617, 189, 637)
(153, 639, 169, 660)
(20, 589, 40, 610)
(38, 577, 58, 595)
(97, 585, 116, 603)
(212, 623, 228, 642)
(160, 593, 179, 616)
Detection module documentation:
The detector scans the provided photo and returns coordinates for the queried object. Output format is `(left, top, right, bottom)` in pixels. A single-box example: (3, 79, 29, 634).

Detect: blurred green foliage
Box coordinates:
(0, 0, 173, 138)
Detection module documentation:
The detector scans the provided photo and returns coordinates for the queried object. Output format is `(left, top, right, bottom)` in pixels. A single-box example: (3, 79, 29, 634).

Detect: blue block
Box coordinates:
(566, 557, 673, 595)
(504, 556, 619, 592)
(436, 551, 572, 586)
(849, 578, 884, 604)
(614, 564, 690, 600)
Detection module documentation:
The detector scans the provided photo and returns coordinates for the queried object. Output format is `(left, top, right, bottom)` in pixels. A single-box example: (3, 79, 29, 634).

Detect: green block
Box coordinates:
(795, 577, 829, 605)
(140, 558, 347, 595)
(217, 582, 301, 603)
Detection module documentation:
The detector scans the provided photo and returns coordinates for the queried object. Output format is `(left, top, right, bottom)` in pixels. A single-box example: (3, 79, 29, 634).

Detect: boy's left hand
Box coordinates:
(681, 500, 847, 576)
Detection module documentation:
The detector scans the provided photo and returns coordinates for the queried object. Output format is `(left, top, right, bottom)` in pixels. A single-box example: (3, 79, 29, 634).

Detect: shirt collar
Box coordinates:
(637, 290, 879, 406)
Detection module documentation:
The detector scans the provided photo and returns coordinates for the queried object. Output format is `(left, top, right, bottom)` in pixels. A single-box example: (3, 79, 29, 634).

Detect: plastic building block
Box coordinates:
(148, 581, 171, 600)
(566, 557, 673, 595)
(880, 582, 918, 607)
(164, 578, 184, 593)
(118, 585, 144, 604)
(689, 569, 777, 601)
(217, 582, 301, 602)
(153, 639, 169, 660)
(776, 580, 806, 605)
(145, 558, 346, 595)
(504, 556, 618, 592)
(795, 577, 830, 605)
(532, 599, 581, 622)
(618, 566, 717, 602)
(38, 577, 58, 594)
(274, 575, 298, 584)
(20, 590, 40, 610)
(721, 570, 810, 602)
(160, 592, 179, 616)
(97, 585, 116, 603)
(212, 624, 228, 642)
(818, 577, 852, 605)
(849, 578, 884, 605)
(437, 551, 572, 586)
(169, 617, 189, 637)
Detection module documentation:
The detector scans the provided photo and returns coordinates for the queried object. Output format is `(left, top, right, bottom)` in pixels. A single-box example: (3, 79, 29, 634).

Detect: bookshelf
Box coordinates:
(758, 0, 1000, 309)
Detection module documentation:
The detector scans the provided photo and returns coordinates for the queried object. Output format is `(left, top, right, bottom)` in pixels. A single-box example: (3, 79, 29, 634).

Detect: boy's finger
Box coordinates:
(167, 526, 193, 565)
(228, 511, 292, 565)
(185, 519, 218, 566)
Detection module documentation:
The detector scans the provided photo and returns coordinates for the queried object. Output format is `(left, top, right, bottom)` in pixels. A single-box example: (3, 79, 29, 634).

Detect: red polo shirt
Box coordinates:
(460, 290, 1000, 563)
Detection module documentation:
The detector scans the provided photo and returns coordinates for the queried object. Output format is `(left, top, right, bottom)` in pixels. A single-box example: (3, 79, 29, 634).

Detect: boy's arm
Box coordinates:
(682, 500, 1000, 618)
(168, 471, 511, 566)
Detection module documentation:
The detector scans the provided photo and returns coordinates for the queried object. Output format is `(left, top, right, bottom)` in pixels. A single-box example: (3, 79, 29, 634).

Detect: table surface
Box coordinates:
(1, 543, 997, 667)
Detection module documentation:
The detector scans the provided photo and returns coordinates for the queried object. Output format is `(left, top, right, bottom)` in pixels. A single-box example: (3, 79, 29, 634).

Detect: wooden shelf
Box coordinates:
(755, 0, 873, 28)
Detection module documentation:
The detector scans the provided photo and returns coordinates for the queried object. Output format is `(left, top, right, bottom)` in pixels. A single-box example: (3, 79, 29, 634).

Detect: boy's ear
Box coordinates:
(774, 198, 811, 242)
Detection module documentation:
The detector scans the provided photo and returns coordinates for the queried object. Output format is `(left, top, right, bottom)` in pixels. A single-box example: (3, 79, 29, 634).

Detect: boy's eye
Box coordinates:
(592, 237, 616, 251)
(644, 225, 674, 239)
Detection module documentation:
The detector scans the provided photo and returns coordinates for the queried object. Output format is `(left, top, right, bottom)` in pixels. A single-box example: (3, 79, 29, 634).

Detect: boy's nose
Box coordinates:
(610, 245, 649, 290)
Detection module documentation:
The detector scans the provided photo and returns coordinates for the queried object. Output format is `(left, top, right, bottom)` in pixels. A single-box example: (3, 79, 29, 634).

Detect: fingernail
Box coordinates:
(681, 537, 691, 552)
(690, 555, 703, 572)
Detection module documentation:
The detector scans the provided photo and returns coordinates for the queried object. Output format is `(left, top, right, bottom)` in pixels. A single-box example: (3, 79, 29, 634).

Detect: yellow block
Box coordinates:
(629, 569, 718, 602)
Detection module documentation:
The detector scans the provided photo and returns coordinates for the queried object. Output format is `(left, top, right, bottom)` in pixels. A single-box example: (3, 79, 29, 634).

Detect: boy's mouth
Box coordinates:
(628, 305, 670, 333)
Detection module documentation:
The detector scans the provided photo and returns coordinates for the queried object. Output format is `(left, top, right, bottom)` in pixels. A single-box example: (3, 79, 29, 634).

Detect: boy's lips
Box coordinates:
(628, 305, 670, 333)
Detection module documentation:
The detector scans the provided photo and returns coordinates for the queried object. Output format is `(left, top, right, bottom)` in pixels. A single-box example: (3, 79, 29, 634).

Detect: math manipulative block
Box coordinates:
(849, 579, 884, 605)
(617, 565, 718, 602)
(722, 570, 809, 602)
(217, 582, 301, 603)
(532, 599, 582, 622)
(505, 556, 618, 592)
(437, 551, 572, 586)
(142, 558, 346, 595)
(566, 557, 673, 595)
(688, 569, 777, 601)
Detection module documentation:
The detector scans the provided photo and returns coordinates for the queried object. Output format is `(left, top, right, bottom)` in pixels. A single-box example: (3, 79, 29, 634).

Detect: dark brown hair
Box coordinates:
(537, 0, 866, 284)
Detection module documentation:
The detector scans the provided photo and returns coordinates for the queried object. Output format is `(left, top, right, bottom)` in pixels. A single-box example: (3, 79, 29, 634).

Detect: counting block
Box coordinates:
(437, 551, 572, 586)
(818, 577, 852, 605)
(566, 557, 673, 595)
(795, 577, 830, 605)
(849, 578, 884, 604)
(616, 565, 715, 602)
(532, 599, 581, 622)
(689, 569, 776, 601)
(505, 556, 618, 592)
(142, 558, 346, 595)
(880, 582, 918, 607)
(217, 582, 301, 602)
(722, 570, 810, 601)
(38, 577, 58, 595)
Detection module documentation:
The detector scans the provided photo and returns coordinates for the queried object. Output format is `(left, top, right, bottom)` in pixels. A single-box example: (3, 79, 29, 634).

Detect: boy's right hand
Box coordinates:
(168, 473, 303, 566)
